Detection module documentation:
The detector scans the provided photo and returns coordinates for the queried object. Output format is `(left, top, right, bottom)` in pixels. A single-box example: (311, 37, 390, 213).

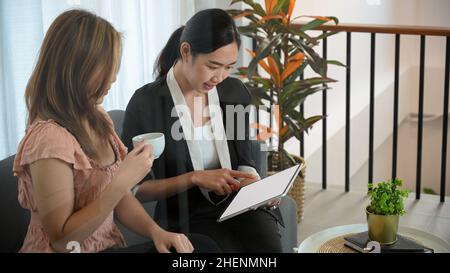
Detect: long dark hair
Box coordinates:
(154, 8, 241, 79)
(25, 9, 122, 159)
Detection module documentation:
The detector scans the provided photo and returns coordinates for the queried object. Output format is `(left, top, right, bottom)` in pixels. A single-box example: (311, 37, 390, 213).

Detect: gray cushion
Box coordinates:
(279, 195, 298, 252)
(0, 155, 30, 252)
(108, 109, 125, 136)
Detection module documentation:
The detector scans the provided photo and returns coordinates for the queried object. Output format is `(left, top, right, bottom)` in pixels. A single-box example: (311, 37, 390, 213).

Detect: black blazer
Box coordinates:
(121, 76, 283, 230)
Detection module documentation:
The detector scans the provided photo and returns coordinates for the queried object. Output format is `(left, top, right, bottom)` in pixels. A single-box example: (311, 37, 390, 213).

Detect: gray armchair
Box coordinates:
(0, 154, 30, 252)
(0, 110, 298, 253)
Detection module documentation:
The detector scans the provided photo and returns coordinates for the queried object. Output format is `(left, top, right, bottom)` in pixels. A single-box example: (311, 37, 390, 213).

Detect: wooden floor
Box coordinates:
(297, 182, 450, 247)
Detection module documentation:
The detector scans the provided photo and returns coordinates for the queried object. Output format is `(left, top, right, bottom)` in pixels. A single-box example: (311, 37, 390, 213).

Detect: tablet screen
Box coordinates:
(218, 164, 301, 222)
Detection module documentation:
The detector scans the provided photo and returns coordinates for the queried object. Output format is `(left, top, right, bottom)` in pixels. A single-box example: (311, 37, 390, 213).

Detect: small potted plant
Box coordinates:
(367, 178, 410, 245)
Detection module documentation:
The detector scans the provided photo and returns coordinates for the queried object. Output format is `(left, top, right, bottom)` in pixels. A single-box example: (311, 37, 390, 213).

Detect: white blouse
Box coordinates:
(194, 124, 221, 170)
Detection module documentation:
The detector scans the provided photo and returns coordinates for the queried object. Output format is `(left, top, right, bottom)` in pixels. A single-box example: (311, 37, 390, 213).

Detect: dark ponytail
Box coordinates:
(154, 9, 241, 79)
(154, 26, 185, 80)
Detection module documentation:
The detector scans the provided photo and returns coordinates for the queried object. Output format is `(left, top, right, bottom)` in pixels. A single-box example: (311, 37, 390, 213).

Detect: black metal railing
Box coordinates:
(392, 34, 400, 182)
(345, 32, 351, 193)
(369, 32, 376, 189)
(322, 33, 328, 190)
(293, 23, 450, 202)
(441, 37, 450, 203)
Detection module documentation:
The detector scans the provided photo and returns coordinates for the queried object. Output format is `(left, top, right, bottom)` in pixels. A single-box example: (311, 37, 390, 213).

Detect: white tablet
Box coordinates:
(217, 164, 302, 222)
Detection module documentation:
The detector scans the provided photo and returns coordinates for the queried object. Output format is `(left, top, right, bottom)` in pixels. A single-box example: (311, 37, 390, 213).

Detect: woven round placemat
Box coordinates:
(317, 234, 358, 253)
(316, 233, 425, 253)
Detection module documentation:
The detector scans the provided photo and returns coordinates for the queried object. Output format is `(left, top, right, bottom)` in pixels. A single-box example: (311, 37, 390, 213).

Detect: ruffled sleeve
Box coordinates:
(14, 120, 91, 172)
(13, 120, 92, 211)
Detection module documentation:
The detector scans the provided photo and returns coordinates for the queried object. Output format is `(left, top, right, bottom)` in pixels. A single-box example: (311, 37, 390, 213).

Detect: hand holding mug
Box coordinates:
(132, 132, 165, 159)
(115, 141, 154, 190)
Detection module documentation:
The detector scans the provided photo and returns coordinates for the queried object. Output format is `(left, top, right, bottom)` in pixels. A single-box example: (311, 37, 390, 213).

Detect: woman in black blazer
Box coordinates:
(121, 9, 282, 253)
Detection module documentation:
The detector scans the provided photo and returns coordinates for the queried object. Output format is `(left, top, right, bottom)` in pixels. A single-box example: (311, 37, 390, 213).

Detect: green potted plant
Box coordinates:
(367, 178, 410, 245)
(227, 0, 343, 221)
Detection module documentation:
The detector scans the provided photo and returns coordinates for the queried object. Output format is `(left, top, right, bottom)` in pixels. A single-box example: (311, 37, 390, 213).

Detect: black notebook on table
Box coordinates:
(344, 232, 434, 253)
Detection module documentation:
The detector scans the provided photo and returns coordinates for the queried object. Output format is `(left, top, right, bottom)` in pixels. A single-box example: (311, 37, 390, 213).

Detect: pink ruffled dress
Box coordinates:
(13, 112, 128, 253)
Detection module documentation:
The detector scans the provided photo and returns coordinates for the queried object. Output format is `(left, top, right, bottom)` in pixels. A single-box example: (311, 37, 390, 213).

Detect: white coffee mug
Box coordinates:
(132, 132, 165, 159)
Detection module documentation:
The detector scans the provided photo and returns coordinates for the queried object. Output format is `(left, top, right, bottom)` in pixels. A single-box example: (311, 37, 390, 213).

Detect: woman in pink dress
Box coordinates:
(13, 9, 218, 253)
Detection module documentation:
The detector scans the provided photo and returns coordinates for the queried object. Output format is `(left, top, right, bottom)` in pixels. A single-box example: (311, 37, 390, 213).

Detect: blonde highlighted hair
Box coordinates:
(25, 9, 122, 159)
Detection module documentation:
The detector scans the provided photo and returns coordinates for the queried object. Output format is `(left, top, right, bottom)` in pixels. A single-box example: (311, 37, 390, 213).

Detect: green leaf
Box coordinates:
(289, 37, 327, 76)
(297, 114, 322, 131)
(230, 0, 243, 5)
(282, 77, 336, 99)
(328, 16, 339, 25)
(231, 0, 266, 17)
(238, 24, 266, 39)
(281, 129, 294, 143)
(283, 116, 303, 140)
(227, 9, 254, 17)
(303, 76, 337, 85)
(313, 30, 341, 41)
(246, 85, 274, 102)
(272, 0, 290, 15)
(271, 50, 283, 73)
(300, 18, 330, 32)
(282, 113, 324, 140)
(327, 60, 347, 67)
(286, 27, 319, 46)
(248, 33, 284, 79)
(284, 108, 302, 120)
(236, 67, 249, 77)
(282, 81, 313, 100)
(281, 86, 329, 110)
(303, 116, 325, 134)
(252, 76, 274, 90)
(297, 16, 339, 32)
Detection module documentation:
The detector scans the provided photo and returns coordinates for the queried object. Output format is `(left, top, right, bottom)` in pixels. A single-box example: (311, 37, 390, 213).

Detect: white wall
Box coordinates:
(270, 0, 450, 187)
(305, 66, 414, 186)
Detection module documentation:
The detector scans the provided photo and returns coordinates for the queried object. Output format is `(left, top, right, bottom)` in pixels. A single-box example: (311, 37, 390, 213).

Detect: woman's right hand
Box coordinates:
(152, 228, 194, 253)
(191, 169, 257, 196)
(115, 141, 154, 191)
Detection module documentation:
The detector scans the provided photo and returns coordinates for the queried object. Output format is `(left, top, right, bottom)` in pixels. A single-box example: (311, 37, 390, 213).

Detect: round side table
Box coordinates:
(297, 224, 450, 253)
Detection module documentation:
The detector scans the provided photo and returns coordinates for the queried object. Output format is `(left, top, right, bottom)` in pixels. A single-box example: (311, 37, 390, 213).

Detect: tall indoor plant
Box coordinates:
(227, 0, 343, 221)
